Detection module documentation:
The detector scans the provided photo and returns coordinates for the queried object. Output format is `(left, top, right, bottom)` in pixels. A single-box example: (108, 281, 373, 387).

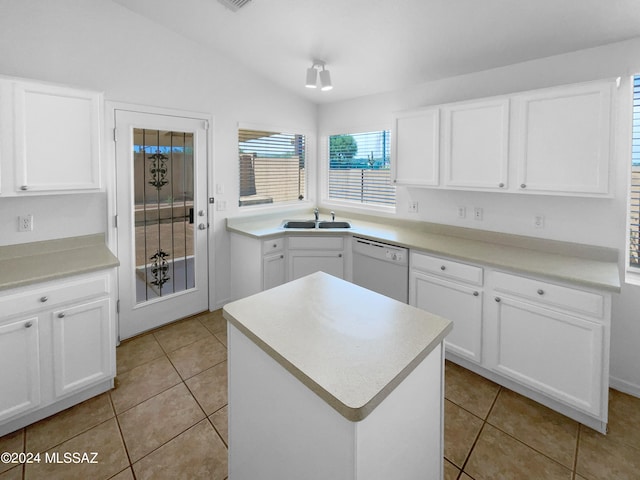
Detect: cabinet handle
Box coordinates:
(40, 296, 48, 303)
(495, 297, 501, 302)
(58, 312, 65, 318)
(440, 265, 446, 271)
(498, 182, 504, 188)
(20, 185, 28, 191)
(537, 289, 544, 295)
(273, 244, 278, 248)
(25, 321, 33, 328)
(280, 254, 284, 259)
(473, 291, 479, 296)
(520, 183, 526, 189)
(338, 253, 343, 258)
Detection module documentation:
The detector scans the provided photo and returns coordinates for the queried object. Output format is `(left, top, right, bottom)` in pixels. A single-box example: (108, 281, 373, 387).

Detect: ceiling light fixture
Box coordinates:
(305, 60, 333, 91)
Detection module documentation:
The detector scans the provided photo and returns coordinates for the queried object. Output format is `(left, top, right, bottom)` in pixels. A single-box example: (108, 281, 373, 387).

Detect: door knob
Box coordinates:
(198, 223, 206, 230)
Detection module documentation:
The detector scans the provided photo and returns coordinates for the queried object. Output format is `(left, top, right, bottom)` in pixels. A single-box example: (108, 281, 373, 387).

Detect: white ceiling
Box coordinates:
(112, 0, 640, 104)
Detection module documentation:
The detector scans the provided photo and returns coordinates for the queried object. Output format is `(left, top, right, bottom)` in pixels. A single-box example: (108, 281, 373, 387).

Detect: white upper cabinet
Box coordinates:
(391, 79, 615, 197)
(0, 77, 102, 195)
(392, 108, 440, 186)
(442, 98, 509, 191)
(512, 82, 612, 195)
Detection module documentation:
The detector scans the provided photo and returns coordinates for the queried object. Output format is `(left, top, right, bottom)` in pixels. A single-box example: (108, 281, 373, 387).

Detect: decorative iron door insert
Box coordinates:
(133, 128, 195, 303)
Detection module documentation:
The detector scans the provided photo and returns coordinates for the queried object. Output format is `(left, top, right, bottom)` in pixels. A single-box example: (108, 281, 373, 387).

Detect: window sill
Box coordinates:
(624, 269, 640, 287)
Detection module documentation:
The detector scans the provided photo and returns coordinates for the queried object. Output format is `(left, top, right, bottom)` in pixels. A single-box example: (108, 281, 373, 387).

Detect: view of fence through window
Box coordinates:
(238, 129, 306, 207)
(631, 76, 640, 267)
(328, 130, 395, 206)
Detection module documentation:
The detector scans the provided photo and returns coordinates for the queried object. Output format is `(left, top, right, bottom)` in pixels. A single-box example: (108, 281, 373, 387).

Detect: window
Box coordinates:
(238, 128, 306, 207)
(328, 130, 395, 207)
(630, 76, 640, 269)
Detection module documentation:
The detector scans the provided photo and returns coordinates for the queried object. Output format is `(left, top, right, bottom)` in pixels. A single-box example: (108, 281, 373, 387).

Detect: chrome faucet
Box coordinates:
(314, 208, 319, 221)
(331, 211, 335, 221)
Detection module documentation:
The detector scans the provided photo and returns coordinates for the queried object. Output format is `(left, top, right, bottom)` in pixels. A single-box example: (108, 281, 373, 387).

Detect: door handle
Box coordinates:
(198, 223, 207, 230)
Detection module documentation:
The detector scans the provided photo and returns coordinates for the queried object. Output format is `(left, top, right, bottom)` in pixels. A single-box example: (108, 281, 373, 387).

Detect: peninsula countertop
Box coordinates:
(223, 272, 453, 421)
(227, 210, 621, 293)
(0, 234, 120, 291)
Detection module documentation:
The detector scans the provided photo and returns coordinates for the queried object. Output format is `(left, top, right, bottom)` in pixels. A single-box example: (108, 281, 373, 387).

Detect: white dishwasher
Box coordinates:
(352, 237, 409, 303)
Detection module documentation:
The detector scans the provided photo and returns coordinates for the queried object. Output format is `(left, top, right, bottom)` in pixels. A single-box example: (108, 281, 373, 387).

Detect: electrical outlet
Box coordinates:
(216, 200, 227, 211)
(18, 214, 33, 232)
(408, 201, 419, 213)
(457, 206, 466, 219)
(534, 215, 545, 228)
(474, 207, 483, 221)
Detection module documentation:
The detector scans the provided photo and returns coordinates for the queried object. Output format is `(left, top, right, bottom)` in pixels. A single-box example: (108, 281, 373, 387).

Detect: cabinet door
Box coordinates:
(442, 98, 509, 190)
(51, 298, 113, 399)
(0, 316, 41, 422)
(263, 252, 286, 291)
(513, 81, 612, 195)
(487, 295, 604, 416)
(288, 251, 344, 281)
(13, 81, 101, 193)
(392, 108, 440, 186)
(410, 271, 482, 363)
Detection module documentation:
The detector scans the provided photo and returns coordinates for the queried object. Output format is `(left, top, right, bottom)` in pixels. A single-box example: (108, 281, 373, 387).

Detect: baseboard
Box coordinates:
(211, 297, 231, 311)
(610, 376, 640, 398)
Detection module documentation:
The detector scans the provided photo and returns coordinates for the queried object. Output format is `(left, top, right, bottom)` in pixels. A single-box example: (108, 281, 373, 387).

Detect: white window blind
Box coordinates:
(630, 76, 640, 268)
(238, 129, 306, 207)
(328, 130, 395, 207)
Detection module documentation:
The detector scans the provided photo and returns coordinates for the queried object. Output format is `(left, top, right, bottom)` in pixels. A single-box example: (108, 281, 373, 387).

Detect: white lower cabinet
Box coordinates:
(409, 250, 611, 432)
(230, 234, 286, 299)
(410, 252, 483, 364)
(263, 251, 286, 291)
(0, 271, 115, 436)
(288, 236, 346, 281)
(52, 298, 112, 398)
(486, 271, 609, 423)
(0, 316, 41, 422)
(487, 295, 605, 416)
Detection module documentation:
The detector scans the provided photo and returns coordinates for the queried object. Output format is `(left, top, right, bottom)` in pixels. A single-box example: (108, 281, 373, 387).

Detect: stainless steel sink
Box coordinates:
(282, 220, 351, 229)
(282, 220, 317, 229)
(317, 221, 351, 229)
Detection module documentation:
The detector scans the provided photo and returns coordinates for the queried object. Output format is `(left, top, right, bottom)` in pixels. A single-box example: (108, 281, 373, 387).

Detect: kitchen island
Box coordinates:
(223, 272, 452, 480)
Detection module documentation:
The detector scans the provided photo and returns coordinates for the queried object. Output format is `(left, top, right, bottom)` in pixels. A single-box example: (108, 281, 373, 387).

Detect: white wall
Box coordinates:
(0, 0, 316, 306)
(318, 38, 640, 395)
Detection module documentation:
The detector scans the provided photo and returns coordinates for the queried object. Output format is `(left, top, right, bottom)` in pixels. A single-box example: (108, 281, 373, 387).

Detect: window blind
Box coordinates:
(630, 76, 640, 267)
(328, 130, 395, 207)
(238, 129, 306, 207)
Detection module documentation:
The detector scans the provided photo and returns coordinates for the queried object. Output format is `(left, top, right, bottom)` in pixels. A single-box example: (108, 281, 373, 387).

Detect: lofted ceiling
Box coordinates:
(111, 0, 640, 104)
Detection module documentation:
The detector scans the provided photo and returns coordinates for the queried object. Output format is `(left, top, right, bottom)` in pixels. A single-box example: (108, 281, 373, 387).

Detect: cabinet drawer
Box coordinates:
(263, 237, 284, 254)
(288, 236, 344, 251)
(411, 252, 483, 285)
(492, 271, 604, 318)
(0, 274, 109, 318)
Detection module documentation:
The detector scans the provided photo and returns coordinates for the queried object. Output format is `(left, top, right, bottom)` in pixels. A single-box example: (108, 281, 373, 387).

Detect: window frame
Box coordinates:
(237, 122, 315, 212)
(319, 124, 396, 214)
(626, 75, 640, 285)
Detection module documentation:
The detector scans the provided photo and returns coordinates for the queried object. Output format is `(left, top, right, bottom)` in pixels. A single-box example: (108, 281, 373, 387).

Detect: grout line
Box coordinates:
(458, 385, 501, 477)
(573, 425, 582, 479)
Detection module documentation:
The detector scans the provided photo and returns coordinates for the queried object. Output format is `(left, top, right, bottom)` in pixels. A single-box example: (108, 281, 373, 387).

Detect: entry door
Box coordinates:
(115, 109, 209, 339)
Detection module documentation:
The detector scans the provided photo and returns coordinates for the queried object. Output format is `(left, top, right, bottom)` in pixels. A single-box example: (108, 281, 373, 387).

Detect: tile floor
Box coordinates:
(1, 309, 639, 480)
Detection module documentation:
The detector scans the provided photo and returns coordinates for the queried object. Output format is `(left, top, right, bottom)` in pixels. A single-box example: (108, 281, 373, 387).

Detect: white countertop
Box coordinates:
(223, 272, 452, 421)
(227, 212, 621, 292)
(0, 234, 120, 291)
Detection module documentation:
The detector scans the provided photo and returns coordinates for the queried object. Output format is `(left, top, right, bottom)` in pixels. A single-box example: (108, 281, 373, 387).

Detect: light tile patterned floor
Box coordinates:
(1, 309, 639, 479)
